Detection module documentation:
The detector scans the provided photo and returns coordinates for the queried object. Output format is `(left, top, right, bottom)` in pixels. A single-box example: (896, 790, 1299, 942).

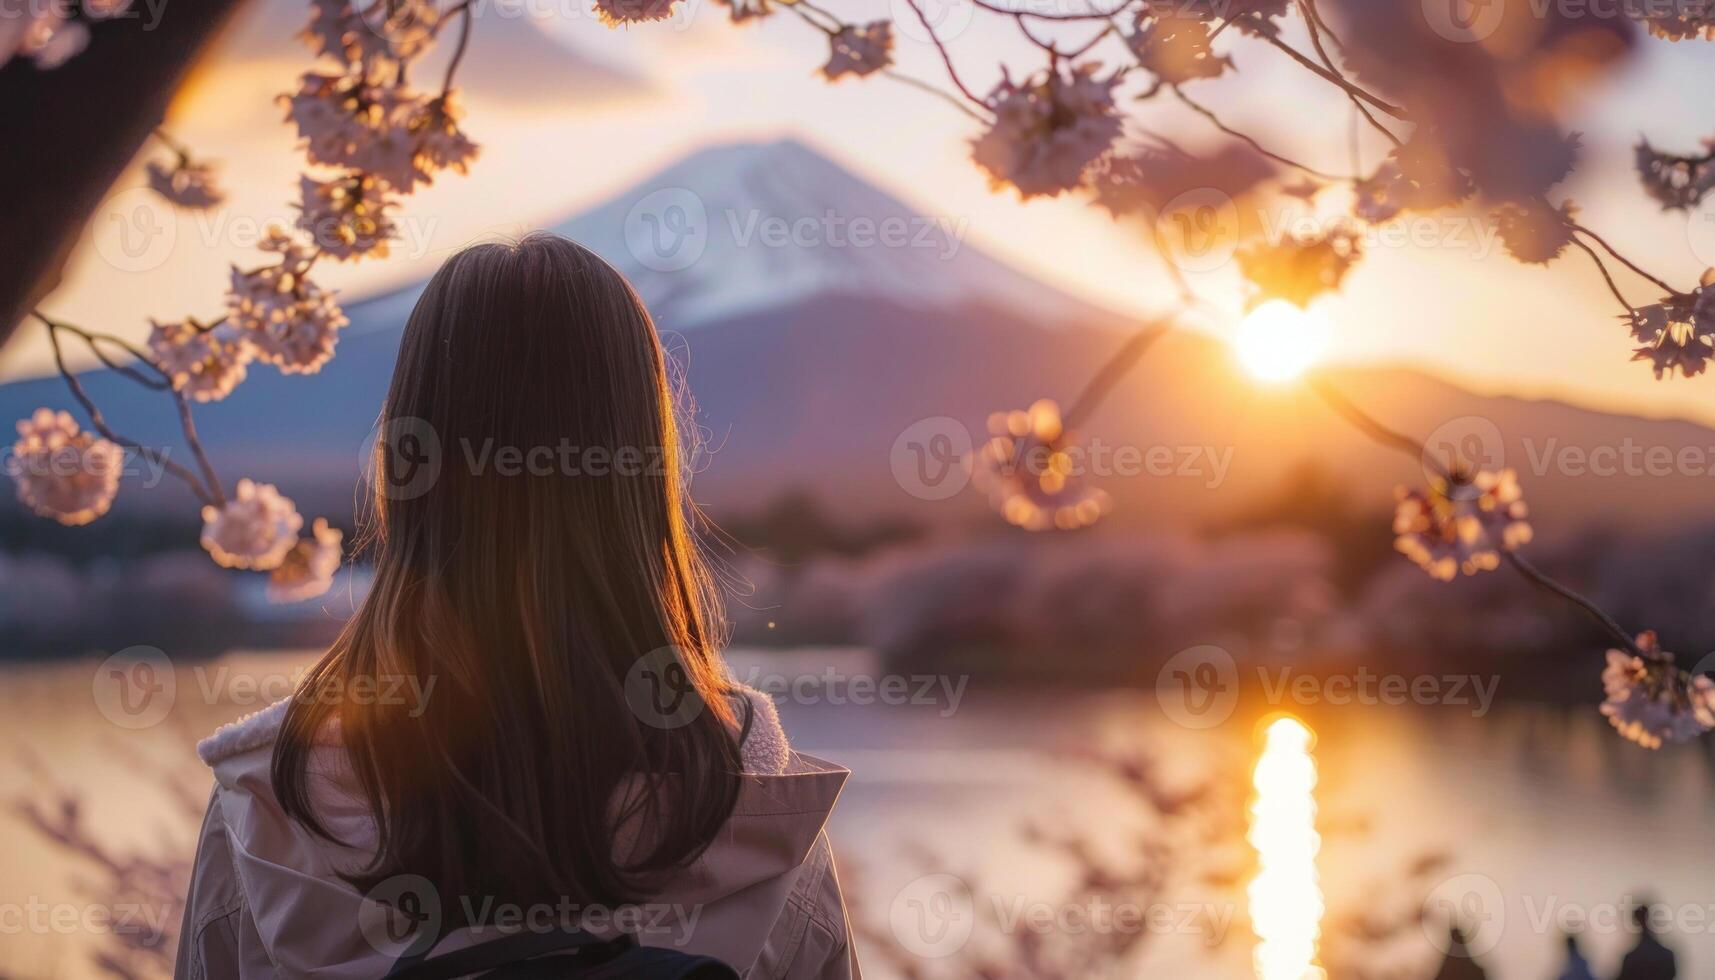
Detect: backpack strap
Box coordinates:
(383, 926, 633, 980)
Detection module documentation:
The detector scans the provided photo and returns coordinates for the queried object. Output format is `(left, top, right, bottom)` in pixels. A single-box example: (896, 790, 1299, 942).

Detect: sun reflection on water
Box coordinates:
(1248, 715, 1326, 980)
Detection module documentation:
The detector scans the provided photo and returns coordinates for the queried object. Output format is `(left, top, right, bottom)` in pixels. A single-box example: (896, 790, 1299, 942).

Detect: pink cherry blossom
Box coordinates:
(200, 479, 305, 571)
(1600, 632, 1715, 749)
(973, 399, 1111, 531)
(971, 63, 1122, 200)
(1627, 288, 1715, 380)
(20, 12, 88, 69)
(1633, 139, 1715, 210)
(1126, 10, 1228, 84)
(1492, 198, 1576, 265)
(592, 0, 681, 27)
(282, 72, 423, 187)
(1393, 469, 1532, 581)
(145, 158, 226, 209)
(6, 409, 122, 526)
(303, 0, 438, 70)
(268, 517, 344, 603)
(821, 23, 893, 81)
(298, 173, 398, 261)
(409, 93, 480, 188)
(226, 230, 350, 375)
(147, 318, 254, 403)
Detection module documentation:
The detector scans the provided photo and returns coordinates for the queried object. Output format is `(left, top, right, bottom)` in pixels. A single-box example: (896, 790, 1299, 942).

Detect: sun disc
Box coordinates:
(1235, 301, 1331, 383)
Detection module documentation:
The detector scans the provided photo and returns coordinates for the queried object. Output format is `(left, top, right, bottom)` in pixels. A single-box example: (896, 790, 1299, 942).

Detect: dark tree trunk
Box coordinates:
(0, 0, 247, 348)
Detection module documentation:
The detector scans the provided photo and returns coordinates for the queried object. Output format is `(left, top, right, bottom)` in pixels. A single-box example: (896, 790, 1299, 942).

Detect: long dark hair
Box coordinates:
(273, 233, 743, 911)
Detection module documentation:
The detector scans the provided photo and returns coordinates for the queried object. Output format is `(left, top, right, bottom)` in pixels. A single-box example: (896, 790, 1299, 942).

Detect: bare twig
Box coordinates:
(1062, 321, 1171, 429)
(971, 0, 1132, 21)
(151, 127, 192, 163)
(1570, 237, 1636, 319)
(1259, 32, 1408, 119)
(173, 384, 226, 507)
(50, 319, 172, 391)
(440, 2, 474, 96)
(1307, 373, 1450, 481)
(1296, 0, 1402, 148)
(1171, 85, 1352, 182)
(1571, 224, 1681, 298)
(882, 70, 989, 123)
(1505, 551, 1643, 657)
(900, 0, 991, 110)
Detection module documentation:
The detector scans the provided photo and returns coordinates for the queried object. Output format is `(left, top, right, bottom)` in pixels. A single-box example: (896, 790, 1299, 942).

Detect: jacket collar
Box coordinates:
(198, 683, 795, 776)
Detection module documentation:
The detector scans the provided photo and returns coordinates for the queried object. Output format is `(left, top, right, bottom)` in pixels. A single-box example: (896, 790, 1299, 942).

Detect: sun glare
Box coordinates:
(1234, 301, 1331, 383)
(1248, 715, 1325, 980)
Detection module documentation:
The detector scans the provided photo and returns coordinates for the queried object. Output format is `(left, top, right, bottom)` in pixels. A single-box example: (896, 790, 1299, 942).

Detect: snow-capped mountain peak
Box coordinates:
(555, 138, 1088, 329)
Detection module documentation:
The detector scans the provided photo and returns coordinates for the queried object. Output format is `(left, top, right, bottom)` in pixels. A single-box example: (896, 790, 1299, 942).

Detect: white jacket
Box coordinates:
(174, 687, 858, 979)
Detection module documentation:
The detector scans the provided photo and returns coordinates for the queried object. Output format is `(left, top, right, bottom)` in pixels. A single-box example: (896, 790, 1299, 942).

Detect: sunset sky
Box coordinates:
(9, 0, 1715, 427)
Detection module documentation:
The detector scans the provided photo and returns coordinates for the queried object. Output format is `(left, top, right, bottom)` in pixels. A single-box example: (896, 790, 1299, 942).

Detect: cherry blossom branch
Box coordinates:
(48, 320, 172, 391)
(1308, 372, 1644, 658)
(969, 0, 1133, 21)
(1294, 0, 1402, 148)
(881, 70, 990, 123)
(898, 0, 990, 109)
(172, 383, 226, 507)
(37, 311, 226, 506)
(1298, 0, 1348, 53)
(786, 1, 840, 34)
(1305, 373, 1452, 482)
(38, 314, 217, 507)
(1504, 550, 1644, 657)
(439, 1, 473, 96)
(780, 1, 988, 122)
(1570, 223, 1681, 298)
(1061, 320, 1171, 429)
(151, 128, 194, 163)
(1257, 32, 1407, 120)
(1170, 85, 1353, 182)
(1570, 236, 1636, 318)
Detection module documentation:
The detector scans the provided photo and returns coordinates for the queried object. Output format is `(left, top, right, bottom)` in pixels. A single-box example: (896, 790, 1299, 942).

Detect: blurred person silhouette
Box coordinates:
(1431, 923, 1492, 980)
(1553, 930, 1595, 980)
(1615, 901, 1677, 980)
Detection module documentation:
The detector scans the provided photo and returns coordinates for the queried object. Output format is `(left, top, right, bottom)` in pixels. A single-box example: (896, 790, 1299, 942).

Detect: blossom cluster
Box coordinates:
(5, 0, 482, 604)
(1600, 632, 1715, 749)
(972, 399, 1110, 532)
(0, 0, 130, 70)
(1392, 470, 1533, 582)
(5, 409, 121, 526)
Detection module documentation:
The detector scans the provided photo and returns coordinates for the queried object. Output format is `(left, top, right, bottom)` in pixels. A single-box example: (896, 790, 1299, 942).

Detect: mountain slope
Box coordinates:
(555, 138, 1096, 330)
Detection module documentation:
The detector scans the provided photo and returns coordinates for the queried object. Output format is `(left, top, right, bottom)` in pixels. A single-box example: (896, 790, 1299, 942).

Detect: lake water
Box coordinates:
(1, 648, 1711, 979)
